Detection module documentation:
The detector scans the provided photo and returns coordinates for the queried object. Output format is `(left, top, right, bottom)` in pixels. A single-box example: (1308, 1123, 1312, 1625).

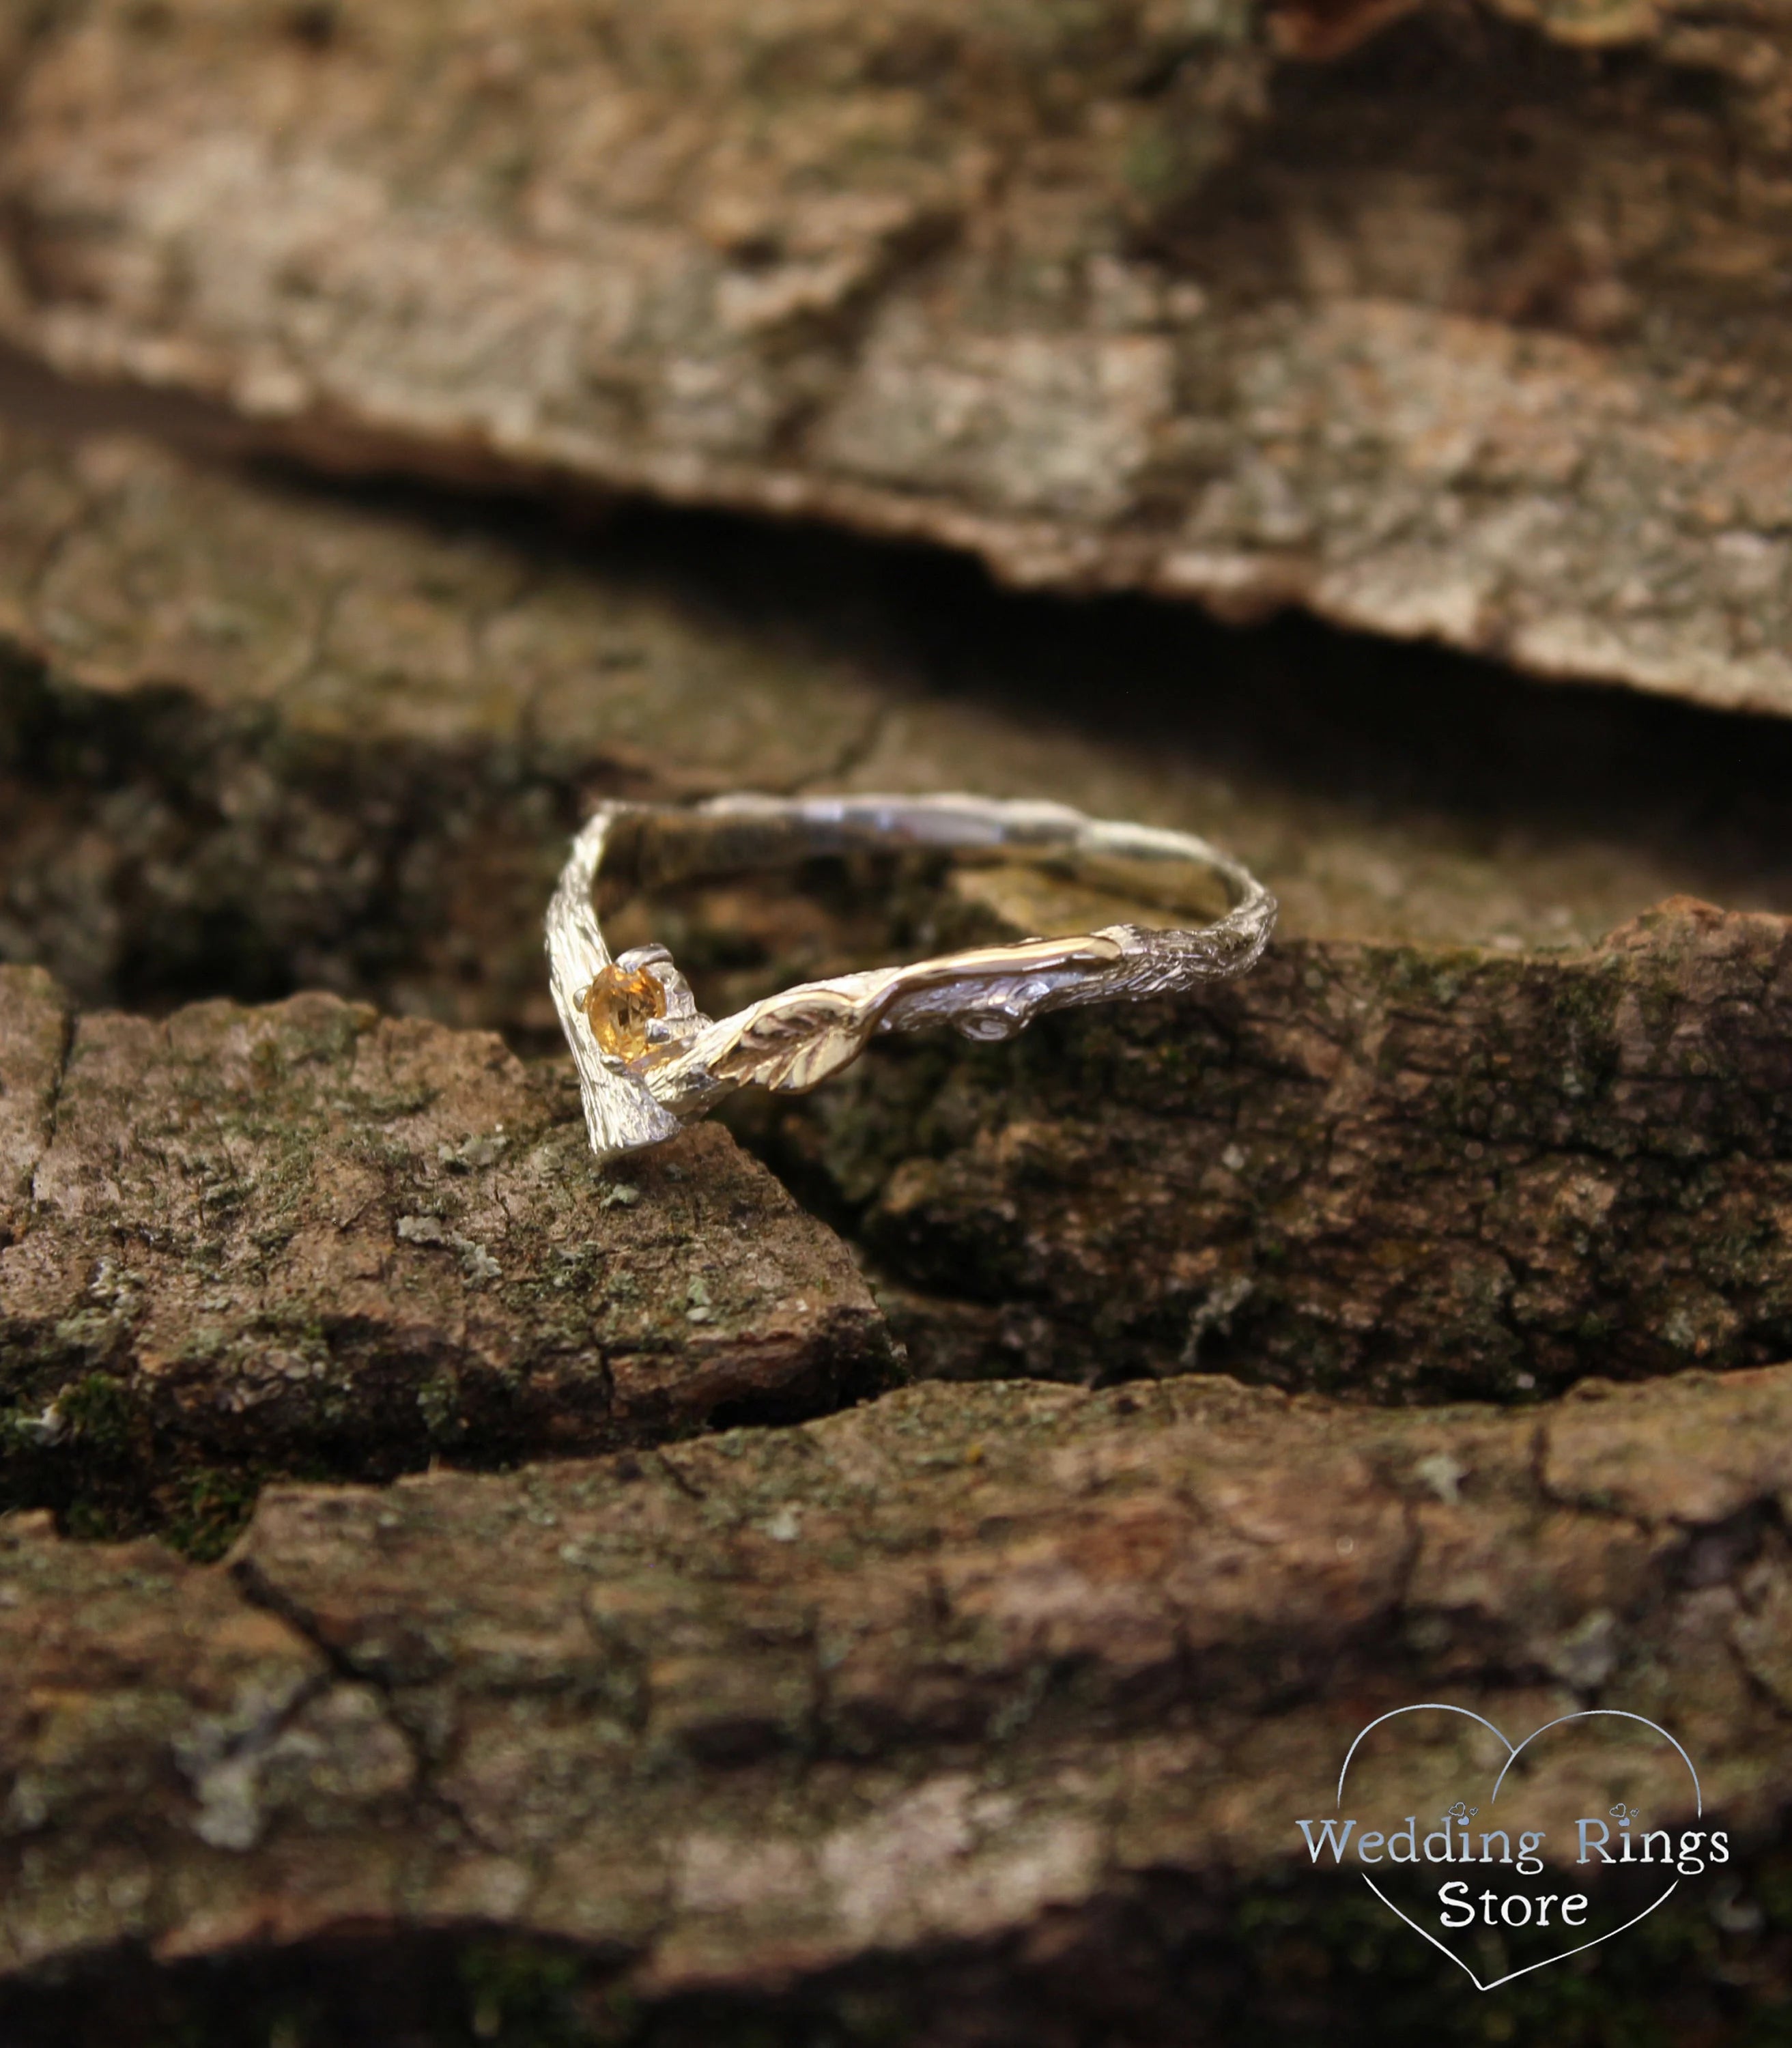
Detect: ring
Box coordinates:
(545, 793, 1277, 1164)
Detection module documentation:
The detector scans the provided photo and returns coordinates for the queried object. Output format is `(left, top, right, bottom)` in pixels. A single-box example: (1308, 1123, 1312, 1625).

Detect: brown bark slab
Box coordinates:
(0, 968, 896, 1546)
(5, 420, 1792, 1410)
(777, 888, 1792, 1397)
(0, 964, 67, 1248)
(0, 1365, 1789, 2036)
(0, 413, 899, 1039)
(2, 409, 1791, 1012)
(1, 1, 1790, 714)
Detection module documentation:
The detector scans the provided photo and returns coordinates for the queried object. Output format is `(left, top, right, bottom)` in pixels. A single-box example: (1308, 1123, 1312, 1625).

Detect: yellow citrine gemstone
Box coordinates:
(582, 963, 666, 1060)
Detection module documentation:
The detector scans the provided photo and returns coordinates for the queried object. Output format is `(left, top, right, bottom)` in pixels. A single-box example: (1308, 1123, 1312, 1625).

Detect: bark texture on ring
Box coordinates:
(545, 793, 1276, 1163)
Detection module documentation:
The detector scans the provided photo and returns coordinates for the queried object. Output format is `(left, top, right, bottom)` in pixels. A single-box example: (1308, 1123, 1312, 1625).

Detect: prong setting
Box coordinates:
(546, 795, 1275, 1166)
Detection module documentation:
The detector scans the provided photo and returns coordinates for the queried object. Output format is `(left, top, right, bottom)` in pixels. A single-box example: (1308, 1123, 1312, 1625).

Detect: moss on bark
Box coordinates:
(0, 1367, 1787, 2035)
(0, 969, 897, 1548)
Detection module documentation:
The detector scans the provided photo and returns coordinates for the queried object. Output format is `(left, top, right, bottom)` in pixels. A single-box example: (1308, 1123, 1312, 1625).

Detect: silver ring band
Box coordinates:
(545, 793, 1276, 1164)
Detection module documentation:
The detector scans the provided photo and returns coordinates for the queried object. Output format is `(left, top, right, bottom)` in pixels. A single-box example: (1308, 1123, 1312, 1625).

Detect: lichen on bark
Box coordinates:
(0, 12, 1789, 2036)
(5, 416, 1792, 1416)
(0, 1365, 1790, 2032)
(767, 890, 1792, 1397)
(0, 969, 897, 1550)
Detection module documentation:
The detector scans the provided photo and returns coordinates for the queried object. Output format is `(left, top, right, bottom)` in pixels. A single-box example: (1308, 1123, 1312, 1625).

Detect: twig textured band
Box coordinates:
(546, 793, 1276, 1164)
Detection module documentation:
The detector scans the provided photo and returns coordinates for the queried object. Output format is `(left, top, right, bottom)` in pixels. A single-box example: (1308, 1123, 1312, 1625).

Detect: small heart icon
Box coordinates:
(1326, 1705, 1705, 1991)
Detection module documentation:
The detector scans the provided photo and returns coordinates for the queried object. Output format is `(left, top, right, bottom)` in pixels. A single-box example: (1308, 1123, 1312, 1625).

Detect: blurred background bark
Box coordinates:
(3, 0, 1789, 709)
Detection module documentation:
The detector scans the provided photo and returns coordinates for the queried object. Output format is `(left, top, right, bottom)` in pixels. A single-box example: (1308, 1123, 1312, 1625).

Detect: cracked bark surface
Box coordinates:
(0, 277, 1784, 2048)
(0, 963, 68, 1249)
(5, 418, 1792, 1412)
(780, 890, 1792, 1395)
(0, 1366, 1791, 2040)
(0, 966, 896, 1549)
(0, 16, 1789, 2033)
(0, 416, 896, 1038)
(2, 1, 1791, 715)
(9, 408, 1792, 1043)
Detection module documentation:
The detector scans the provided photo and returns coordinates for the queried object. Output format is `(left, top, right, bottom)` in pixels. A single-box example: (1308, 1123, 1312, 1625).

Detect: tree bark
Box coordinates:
(0, 1365, 1789, 2038)
(6, 418, 1792, 1416)
(1, 1, 1789, 714)
(0, 967, 896, 1550)
(5, 412, 1790, 1025)
(3, 360, 1792, 2036)
(787, 889, 1792, 1396)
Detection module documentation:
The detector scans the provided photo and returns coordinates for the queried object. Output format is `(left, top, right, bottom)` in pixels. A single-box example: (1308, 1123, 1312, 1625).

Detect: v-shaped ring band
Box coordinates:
(545, 793, 1276, 1165)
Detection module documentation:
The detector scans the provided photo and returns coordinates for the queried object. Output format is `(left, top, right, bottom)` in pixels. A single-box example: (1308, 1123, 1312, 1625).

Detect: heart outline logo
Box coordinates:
(1335, 1704, 1702, 1993)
